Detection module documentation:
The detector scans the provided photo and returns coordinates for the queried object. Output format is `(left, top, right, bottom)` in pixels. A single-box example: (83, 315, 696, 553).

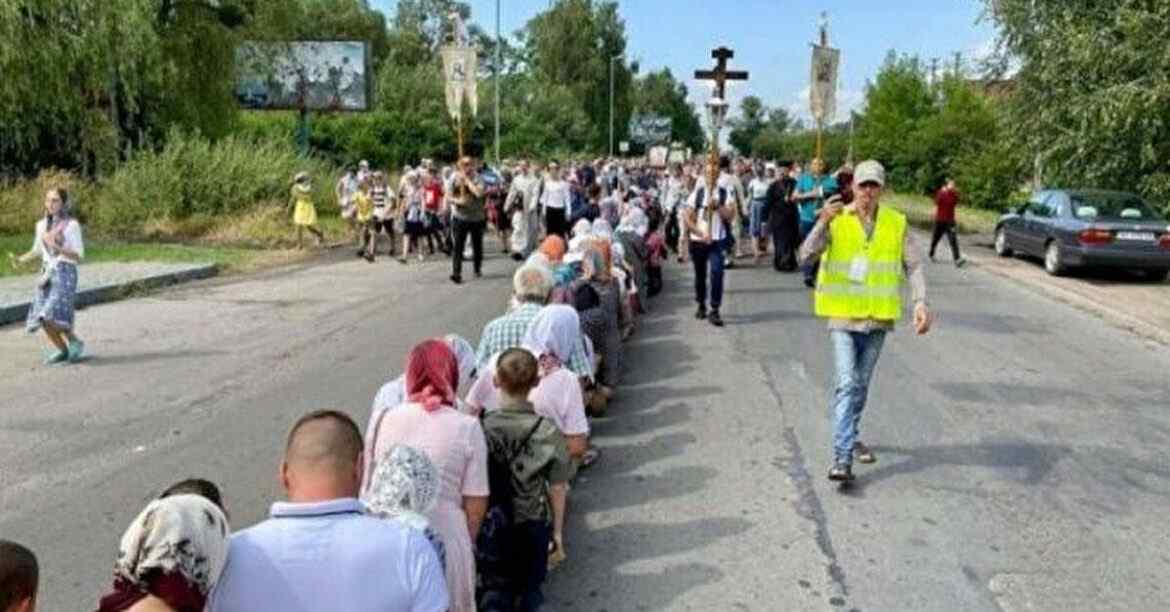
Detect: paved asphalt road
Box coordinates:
(2, 242, 1169, 611)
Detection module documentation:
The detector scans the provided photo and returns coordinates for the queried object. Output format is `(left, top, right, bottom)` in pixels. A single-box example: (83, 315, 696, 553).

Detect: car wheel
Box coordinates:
(1143, 269, 1169, 282)
(1044, 241, 1066, 276)
(994, 227, 1013, 257)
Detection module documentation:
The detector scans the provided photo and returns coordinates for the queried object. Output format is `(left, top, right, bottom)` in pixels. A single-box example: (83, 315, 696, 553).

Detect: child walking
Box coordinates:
(353, 178, 376, 262)
(289, 172, 324, 248)
(400, 172, 429, 263)
(478, 348, 572, 612)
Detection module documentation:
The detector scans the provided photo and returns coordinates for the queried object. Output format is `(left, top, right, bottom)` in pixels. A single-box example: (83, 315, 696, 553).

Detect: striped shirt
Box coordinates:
(476, 302, 592, 379)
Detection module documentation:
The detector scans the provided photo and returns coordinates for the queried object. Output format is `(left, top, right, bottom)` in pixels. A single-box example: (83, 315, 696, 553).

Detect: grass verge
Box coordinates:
(883, 193, 1001, 235)
(0, 233, 329, 279)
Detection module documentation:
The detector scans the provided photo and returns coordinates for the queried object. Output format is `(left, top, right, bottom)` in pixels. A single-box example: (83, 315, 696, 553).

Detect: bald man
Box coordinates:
(210, 410, 448, 612)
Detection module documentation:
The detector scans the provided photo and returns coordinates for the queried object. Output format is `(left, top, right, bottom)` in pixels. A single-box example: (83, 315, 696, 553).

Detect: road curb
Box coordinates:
(909, 227, 1170, 346)
(970, 258, 1170, 347)
(0, 263, 219, 327)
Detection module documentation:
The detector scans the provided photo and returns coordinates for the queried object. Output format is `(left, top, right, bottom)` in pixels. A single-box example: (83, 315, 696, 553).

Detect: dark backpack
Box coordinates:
(475, 416, 545, 585)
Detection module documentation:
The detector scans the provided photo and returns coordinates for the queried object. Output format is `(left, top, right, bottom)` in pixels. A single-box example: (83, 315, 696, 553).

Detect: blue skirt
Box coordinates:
(26, 262, 78, 333)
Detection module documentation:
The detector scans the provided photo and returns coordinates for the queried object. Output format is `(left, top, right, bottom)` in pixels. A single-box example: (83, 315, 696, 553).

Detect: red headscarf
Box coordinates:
(405, 339, 459, 411)
(539, 235, 567, 263)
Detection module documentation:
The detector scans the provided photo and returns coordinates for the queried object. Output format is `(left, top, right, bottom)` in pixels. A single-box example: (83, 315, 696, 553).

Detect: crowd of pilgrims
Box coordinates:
(0, 155, 851, 612)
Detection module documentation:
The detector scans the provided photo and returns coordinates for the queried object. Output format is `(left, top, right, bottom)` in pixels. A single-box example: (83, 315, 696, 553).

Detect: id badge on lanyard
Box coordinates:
(848, 241, 870, 284)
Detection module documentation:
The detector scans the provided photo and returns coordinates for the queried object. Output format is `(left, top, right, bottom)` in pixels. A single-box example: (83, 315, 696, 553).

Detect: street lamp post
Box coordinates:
(494, 0, 501, 166)
(609, 54, 623, 158)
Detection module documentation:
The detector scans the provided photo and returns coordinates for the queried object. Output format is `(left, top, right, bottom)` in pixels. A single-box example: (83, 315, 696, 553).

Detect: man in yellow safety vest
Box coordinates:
(798, 160, 933, 482)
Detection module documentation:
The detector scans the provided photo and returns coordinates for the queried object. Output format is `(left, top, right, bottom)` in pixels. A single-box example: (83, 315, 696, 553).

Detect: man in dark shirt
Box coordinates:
(767, 161, 800, 272)
(930, 179, 966, 267)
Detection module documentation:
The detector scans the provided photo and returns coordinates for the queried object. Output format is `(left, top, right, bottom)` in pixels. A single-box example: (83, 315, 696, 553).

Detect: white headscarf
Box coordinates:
(572, 219, 591, 238)
(363, 444, 447, 571)
(443, 334, 477, 386)
(591, 218, 613, 239)
(113, 494, 229, 597)
(521, 304, 581, 365)
(365, 444, 440, 518)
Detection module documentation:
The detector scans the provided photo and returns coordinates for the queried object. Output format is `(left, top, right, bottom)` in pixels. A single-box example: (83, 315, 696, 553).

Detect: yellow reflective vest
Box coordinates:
(814, 205, 907, 321)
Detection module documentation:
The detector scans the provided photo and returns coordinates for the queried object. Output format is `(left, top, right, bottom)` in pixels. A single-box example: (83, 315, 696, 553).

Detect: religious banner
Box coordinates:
(440, 45, 476, 120)
(465, 51, 479, 118)
(809, 44, 840, 123)
(235, 41, 371, 111)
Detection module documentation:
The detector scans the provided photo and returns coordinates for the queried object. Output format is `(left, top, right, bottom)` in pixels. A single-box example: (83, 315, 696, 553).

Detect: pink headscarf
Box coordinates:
(405, 339, 459, 411)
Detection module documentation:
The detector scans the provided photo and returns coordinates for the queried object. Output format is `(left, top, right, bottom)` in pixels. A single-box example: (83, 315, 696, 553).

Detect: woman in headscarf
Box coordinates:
(567, 218, 593, 255)
(366, 335, 477, 491)
(614, 209, 649, 310)
(366, 339, 488, 612)
(572, 242, 625, 396)
(96, 493, 230, 612)
(590, 218, 613, 241)
(364, 444, 447, 571)
(10, 187, 87, 364)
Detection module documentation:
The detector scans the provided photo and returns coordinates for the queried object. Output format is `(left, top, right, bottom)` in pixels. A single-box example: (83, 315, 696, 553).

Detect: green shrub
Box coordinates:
(91, 129, 339, 237)
(952, 139, 1028, 213)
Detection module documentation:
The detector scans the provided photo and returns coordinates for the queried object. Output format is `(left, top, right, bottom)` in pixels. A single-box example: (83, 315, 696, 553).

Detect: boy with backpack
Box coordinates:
(478, 348, 572, 612)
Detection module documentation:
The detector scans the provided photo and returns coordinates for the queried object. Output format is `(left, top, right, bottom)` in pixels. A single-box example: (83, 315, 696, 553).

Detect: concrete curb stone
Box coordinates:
(0, 263, 218, 327)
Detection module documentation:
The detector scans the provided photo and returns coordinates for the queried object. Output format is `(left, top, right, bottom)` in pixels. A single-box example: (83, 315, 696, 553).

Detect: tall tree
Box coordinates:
(727, 95, 767, 155)
(631, 68, 704, 153)
(523, 0, 631, 153)
(987, 0, 1170, 210)
(855, 52, 935, 189)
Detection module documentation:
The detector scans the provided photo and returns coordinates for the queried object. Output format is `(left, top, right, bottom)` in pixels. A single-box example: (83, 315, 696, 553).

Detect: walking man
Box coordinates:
(798, 160, 932, 482)
(930, 178, 966, 267)
(449, 156, 485, 284)
(684, 160, 733, 327)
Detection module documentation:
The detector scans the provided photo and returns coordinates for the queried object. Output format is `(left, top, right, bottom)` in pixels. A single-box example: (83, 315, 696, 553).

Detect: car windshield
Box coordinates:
(1070, 193, 1165, 222)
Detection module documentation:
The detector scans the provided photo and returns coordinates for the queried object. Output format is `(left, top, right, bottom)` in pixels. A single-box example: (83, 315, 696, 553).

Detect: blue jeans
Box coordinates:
(749, 199, 768, 238)
(830, 330, 887, 464)
(689, 239, 725, 310)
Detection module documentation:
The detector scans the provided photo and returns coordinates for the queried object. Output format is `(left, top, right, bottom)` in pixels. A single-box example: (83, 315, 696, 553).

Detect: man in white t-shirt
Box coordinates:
(683, 159, 734, 327)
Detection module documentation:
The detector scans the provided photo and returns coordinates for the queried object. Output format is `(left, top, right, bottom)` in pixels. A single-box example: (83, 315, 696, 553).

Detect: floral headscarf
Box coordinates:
(363, 444, 447, 573)
(98, 494, 229, 612)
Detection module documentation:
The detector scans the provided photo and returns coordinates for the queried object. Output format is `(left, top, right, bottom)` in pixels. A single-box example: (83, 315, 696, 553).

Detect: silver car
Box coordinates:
(994, 189, 1170, 280)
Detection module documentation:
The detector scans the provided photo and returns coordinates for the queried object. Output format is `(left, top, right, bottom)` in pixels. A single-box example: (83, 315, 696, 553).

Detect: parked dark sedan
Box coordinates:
(994, 189, 1170, 280)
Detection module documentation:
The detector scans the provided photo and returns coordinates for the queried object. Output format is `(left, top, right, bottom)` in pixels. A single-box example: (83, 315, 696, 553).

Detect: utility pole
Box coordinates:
(494, 0, 501, 165)
(609, 54, 623, 157)
(953, 51, 963, 77)
(929, 57, 939, 85)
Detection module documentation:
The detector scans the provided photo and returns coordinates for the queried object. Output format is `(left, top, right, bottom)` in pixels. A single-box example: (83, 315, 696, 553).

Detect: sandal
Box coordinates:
(580, 447, 601, 468)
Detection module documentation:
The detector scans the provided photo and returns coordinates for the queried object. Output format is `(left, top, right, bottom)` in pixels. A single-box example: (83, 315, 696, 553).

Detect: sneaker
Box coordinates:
(67, 339, 86, 363)
(450, 275, 462, 285)
(828, 462, 854, 481)
(955, 257, 968, 268)
(853, 441, 876, 464)
(709, 310, 724, 327)
(803, 277, 816, 289)
(695, 304, 707, 320)
(43, 350, 68, 365)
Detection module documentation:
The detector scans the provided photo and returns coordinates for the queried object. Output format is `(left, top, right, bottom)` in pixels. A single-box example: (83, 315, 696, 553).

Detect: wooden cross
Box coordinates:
(694, 46, 749, 99)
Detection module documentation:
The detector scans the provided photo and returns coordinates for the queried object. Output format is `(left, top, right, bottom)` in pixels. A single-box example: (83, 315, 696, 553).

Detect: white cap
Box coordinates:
(854, 160, 885, 186)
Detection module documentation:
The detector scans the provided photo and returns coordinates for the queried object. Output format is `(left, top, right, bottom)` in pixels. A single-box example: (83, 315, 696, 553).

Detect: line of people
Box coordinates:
(1, 170, 668, 611)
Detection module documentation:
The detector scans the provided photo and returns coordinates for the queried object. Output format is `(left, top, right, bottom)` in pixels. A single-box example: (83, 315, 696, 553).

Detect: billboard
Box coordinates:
(628, 113, 672, 145)
(235, 41, 371, 111)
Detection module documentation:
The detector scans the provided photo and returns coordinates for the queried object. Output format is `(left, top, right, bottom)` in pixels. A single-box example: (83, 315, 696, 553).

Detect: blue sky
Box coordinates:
(372, 0, 998, 125)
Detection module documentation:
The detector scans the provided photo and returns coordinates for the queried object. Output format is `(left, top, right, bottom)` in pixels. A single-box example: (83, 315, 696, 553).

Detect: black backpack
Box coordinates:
(476, 415, 544, 585)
